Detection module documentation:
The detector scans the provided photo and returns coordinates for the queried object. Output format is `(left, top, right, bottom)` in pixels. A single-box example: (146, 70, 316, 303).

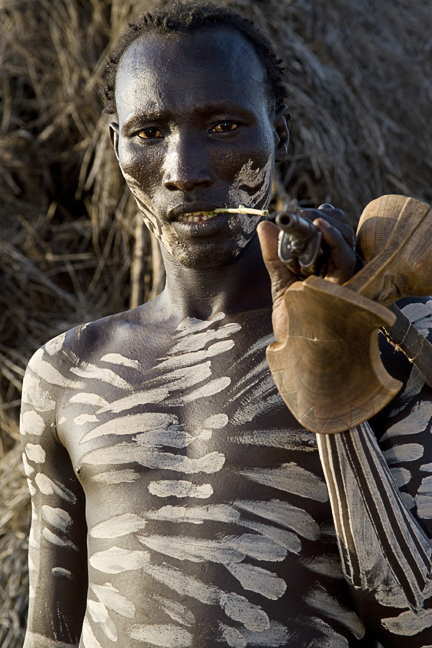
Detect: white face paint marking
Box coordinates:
(70, 363, 131, 390)
(90, 582, 136, 618)
(241, 463, 329, 502)
(227, 158, 273, 211)
(21, 410, 45, 436)
(81, 446, 226, 474)
(42, 528, 77, 551)
(42, 505, 71, 533)
(89, 546, 150, 573)
(100, 352, 140, 368)
(90, 513, 147, 538)
(226, 562, 287, 600)
(129, 624, 192, 648)
(148, 481, 213, 499)
(34, 474, 77, 504)
(383, 443, 425, 465)
(305, 584, 365, 639)
(25, 444, 46, 464)
(70, 392, 109, 408)
(91, 469, 140, 484)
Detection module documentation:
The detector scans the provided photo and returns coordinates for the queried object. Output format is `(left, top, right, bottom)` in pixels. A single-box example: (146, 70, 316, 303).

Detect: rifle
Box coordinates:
(268, 195, 432, 433)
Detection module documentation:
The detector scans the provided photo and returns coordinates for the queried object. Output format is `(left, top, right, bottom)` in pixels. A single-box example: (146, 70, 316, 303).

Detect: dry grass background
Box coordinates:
(0, 0, 431, 644)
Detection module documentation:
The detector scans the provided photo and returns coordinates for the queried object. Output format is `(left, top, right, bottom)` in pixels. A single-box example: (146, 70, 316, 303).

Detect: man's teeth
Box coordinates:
(177, 212, 219, 223)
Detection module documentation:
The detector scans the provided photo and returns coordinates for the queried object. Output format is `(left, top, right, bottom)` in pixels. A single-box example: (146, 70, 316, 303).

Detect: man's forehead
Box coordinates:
(115, 27, 268, 110)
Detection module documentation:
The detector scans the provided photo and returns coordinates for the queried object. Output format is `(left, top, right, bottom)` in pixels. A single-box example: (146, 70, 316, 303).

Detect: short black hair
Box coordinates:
(101, 1, 286, 115)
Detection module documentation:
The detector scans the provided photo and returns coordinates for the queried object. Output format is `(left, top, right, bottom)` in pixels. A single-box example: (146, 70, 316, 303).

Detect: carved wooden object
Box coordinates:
(267, 195, 432, 434)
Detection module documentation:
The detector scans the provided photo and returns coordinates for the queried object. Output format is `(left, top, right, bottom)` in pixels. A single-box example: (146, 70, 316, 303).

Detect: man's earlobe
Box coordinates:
(109, 122, 120, 161)
(274, 105, 290, 164)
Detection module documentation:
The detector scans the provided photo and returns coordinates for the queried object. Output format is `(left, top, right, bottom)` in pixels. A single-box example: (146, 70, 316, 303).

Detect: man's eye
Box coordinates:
(137, 128, 164, 139)
(211, 122, 238, 133)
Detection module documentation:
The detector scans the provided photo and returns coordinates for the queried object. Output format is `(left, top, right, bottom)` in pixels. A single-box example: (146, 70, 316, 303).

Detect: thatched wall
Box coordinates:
(1, 0, 431, 644)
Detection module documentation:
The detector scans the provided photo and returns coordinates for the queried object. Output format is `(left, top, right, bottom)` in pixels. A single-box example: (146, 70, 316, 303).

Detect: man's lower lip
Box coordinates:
(172, 213, 227, 237)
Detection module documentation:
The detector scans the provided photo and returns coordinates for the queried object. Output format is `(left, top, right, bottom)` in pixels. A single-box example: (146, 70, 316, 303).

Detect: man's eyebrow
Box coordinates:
(121, 111, 168, 135)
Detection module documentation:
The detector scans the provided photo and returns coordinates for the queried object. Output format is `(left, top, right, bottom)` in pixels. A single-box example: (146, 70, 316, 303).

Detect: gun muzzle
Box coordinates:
(275, 210, 324, 276)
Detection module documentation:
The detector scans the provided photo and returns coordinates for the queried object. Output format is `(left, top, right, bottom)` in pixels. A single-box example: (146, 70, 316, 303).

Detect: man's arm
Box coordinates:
(21, 345, 88, 648)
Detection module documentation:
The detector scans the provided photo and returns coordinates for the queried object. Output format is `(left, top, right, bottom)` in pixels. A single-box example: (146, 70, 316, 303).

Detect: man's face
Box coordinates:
(111, 28, 288, 269)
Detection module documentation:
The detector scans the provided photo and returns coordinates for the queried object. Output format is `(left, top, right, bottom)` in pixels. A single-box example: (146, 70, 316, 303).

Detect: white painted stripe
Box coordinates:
(100, 353, 140, 368)
(220, 592, 269, 632)
(90, 546, 150, 573)
(232, 428, 316, 451)
(240, 464, 328, 502)
(302, 555, 344, 579)
(90, 582, 136, 618)
(43, 528, 77, 551)
(309, 617, 349, 648)
(390, 467, 412, 488)
(148, 480, 213, 499)
(21, 410, 45, 436)
(219, 624, 246, 648)
(70, 363, 131, 390)
(82, 617, 103, 648)
(305, 584, 365, 639)
(25, 444, 46, 464)
(153, 362, 212, 391)
(235, 499, 320, 540)
(382, 608, 432, 636)
(69, 393, 109, 408)
(44, 332, 66, 356)
(152, 595, 194, 626)
(29, 349, 84, 389)
(27, 478, 37, 497)
(81, 446, 226, 474)
(90, 513, 146, 538)
(182, 377, 231, 402)
(87, 599, 117, 641)
(35, 474, 77, 504)
(22, 453, 35, 476)
(156, 340, 234, 370)
(129, 624, 192, 647)
(80, 412, 179, 444)
(175, 312, 225, 336)
(97, 387, 170, 414)
(52, 567, 72, 579)
(241, 519, 301, 554)
(381, 402, 432, 442)
(91, 469, 140, 484)
(383, 443, 424, 465)
(171, 323, 241, 353)
(21, 374, 55, 411)
(226, 562, 287, 600)
(42, 505, 71, 532)
(145, 562, 219, 605)
(147, 504, 238, 525)
(74, 414, 99, 426)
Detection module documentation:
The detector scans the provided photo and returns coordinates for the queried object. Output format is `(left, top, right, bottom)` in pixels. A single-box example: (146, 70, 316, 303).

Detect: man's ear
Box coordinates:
(273, 104, 290, 163)
(109, 122, 120, 161)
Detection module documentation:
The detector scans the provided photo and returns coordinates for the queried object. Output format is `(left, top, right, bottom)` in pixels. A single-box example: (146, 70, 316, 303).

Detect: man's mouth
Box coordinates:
(177, 211, 221, 223)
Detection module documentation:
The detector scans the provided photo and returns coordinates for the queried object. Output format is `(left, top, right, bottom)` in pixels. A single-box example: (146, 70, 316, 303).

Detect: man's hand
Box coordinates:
(257, 204, 357, 343)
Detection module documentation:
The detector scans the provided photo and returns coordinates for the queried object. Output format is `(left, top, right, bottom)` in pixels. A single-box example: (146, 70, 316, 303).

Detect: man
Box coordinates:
(21, 3, 432, 647)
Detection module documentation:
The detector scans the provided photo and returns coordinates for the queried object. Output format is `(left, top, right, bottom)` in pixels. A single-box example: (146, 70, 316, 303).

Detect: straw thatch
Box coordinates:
(1, 0, 431, 644)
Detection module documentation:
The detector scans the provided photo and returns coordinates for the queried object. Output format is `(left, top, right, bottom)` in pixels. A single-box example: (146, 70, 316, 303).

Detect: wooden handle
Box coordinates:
(267, 194, 432, 434)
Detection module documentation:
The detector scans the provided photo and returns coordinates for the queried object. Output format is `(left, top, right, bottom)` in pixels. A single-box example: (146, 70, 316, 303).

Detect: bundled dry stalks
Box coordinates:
(0, 0, 431, 644)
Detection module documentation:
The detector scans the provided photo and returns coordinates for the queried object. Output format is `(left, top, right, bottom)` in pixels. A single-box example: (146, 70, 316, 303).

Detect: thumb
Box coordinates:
(257, 220, 298, 342)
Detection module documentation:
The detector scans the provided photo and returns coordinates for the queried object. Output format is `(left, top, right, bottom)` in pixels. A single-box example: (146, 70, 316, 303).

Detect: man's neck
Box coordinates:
(158, 234, 273, 321)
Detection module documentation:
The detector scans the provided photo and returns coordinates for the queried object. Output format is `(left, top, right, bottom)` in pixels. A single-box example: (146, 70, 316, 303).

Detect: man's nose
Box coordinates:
(162, 134, 213, 192)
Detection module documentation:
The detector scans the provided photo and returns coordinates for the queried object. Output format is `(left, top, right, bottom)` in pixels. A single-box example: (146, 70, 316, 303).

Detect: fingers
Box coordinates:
(313, 217, 357, 284)
(257, 221, 297, 301)
(299, 204, 354, 247)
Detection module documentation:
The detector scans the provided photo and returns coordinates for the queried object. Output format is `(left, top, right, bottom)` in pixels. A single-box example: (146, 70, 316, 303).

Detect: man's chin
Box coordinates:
(164, 241, 248, 271)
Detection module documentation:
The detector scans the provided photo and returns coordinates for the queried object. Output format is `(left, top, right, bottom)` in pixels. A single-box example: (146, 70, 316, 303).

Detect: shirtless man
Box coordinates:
(21, 3, 432, 648)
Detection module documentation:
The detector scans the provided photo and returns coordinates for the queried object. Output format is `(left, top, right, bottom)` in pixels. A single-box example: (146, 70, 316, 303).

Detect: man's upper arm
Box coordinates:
(21, 345, 88, 647)
(370, 297, 432, 538)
